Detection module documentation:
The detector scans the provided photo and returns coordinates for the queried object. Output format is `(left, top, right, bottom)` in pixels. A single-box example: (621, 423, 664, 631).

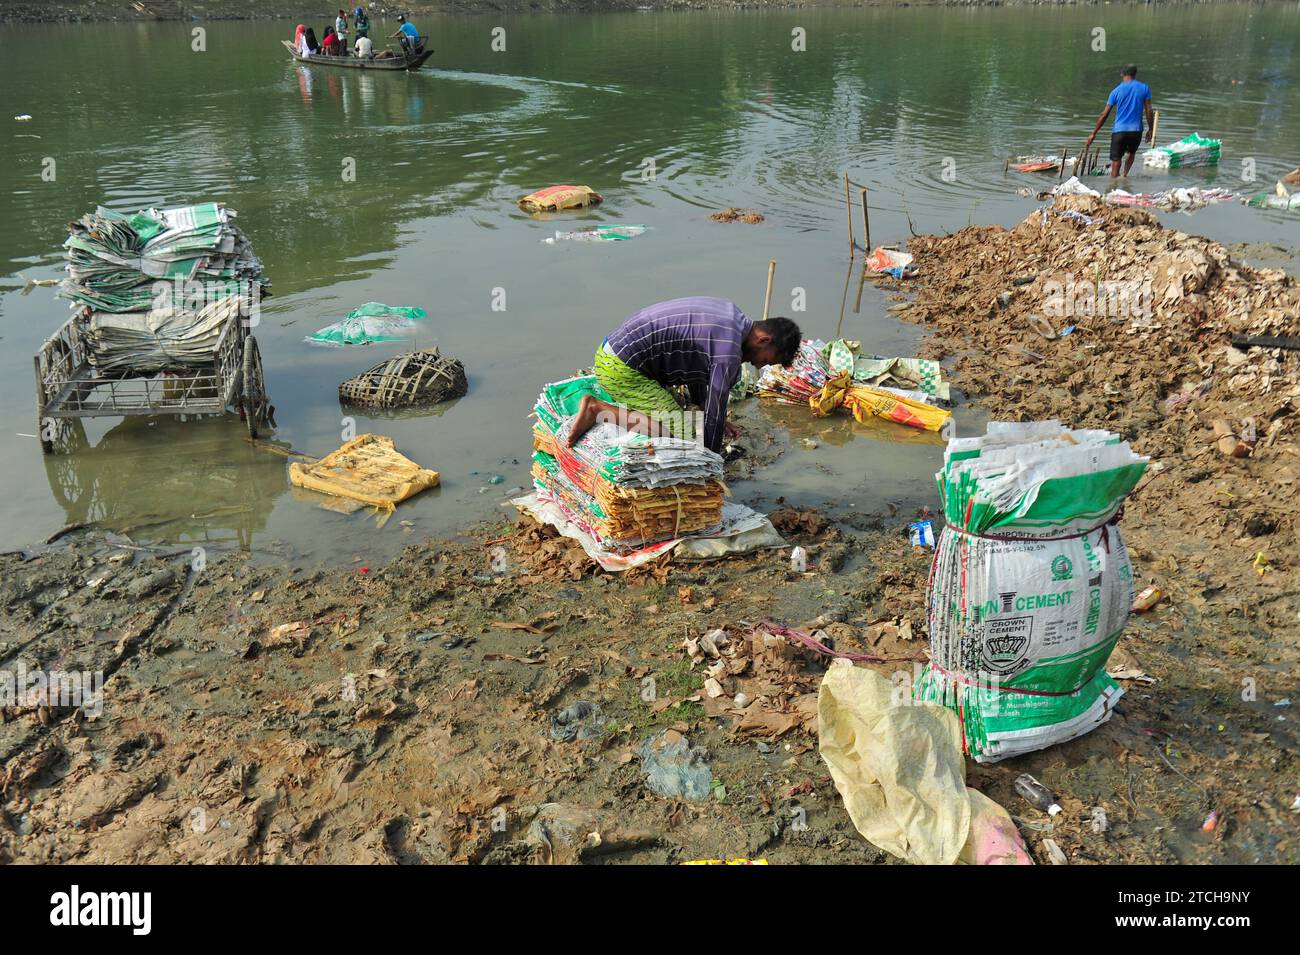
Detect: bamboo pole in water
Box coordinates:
(844, 173, 855, 255)
(1150, 109, 1160, 149)
(1058, 145, 1069, 181)
(762, 260, 776, 321)
(859, 189, 871, 253)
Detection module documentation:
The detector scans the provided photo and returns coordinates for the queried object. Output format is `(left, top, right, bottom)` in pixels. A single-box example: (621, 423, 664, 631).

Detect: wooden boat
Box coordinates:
(281, 38, 433, 71)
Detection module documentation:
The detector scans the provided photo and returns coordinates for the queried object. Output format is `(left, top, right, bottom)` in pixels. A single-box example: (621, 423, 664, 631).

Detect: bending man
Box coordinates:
(568, 297, 801, 454)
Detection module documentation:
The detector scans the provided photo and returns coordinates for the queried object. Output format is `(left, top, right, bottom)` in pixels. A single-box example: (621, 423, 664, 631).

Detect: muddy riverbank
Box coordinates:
(2, 196, 1296, 864)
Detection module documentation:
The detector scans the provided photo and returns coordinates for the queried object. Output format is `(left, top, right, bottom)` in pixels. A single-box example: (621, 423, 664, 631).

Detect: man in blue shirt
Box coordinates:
(1084, 64, 1154, 178)
(389, 14, 423, 56)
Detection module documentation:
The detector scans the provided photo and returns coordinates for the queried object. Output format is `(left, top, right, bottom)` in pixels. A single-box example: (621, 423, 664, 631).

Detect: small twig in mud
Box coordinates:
(1152, 742, 1211, 807)
(900, 193, 920, 238)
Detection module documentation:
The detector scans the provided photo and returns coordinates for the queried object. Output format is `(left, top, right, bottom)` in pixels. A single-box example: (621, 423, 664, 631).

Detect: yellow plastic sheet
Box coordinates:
(817, 661, 1030, 865)
(288, 434, 439, 511)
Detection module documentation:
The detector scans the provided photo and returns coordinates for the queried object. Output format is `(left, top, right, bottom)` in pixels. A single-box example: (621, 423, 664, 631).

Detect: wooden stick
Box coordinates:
(836, 255, 852, 333)
(1150, 109, 1160, 148)
(859, 188, 871, 253)
(844, 172, 854, 256)
(762, 260, 776, 321)
(1058, 145, 1068, 181)
(1003, 158, 1010, 174)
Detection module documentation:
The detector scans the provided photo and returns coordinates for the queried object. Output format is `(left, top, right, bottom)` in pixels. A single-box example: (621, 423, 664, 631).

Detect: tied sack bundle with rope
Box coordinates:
(913, 421, 1148, 763)
(338, 348, 467, 409)
(810, 371, 951, 432)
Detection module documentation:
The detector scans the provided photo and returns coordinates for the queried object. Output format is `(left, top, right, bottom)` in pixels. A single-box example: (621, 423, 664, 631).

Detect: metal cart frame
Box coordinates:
(34, 306, 272, 453)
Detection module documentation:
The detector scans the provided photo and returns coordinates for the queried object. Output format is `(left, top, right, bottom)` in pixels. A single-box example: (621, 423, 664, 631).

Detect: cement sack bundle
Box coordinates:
(914, 421, 1148, 762)
(1143, 132, 1222, 170)
(84, 295, 246, 372)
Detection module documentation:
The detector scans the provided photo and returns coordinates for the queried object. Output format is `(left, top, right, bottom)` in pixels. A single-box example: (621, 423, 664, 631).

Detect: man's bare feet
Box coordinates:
(567, 394, 601, 448)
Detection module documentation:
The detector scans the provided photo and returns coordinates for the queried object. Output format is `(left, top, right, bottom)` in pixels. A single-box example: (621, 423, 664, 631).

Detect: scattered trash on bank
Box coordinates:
(1106, 187, 1236, 210)
(517, 185, 602, 213)
(1244, 171, 1300, 212)
(549, 700, 607, 742)
(288, 434, 440, 510)
(1014, 774, 1063, 816)
(818, 661, 1032, 864)
(915, 421, 1148, 762)
(1054, 176, 1100, 198)
(866, 246, 918, 279)
(639, 729, 714, 801)
(1133, 584, 1164, 612)
(1244, 192, 1300, 212)
(307, 302, 426, 346)
(1046, 179, 1235, 212)
(338, 348, 466, 409)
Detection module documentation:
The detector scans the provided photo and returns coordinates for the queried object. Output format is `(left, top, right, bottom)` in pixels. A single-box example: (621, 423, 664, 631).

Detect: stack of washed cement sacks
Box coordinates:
(531, 376, 724, 551)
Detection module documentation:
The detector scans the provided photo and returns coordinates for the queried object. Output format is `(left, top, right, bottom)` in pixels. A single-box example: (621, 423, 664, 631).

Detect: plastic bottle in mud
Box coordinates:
(790, 547, 807, 573)
(1014, 774, 1063, 816)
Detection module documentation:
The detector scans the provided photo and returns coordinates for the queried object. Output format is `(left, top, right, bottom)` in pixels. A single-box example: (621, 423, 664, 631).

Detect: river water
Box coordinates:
(4, 7, 1298, 562)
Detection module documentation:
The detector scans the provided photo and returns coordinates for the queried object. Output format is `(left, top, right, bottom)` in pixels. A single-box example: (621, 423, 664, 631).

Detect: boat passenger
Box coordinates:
(389, 14, 423, 56)
(335, 10, 349, 56)
(354, 6, 370, 39)
(303, 27, 320, 54)
(355, 35, 374, 58)
(322, 25, 340, 56)
(294, 24, 309, 56)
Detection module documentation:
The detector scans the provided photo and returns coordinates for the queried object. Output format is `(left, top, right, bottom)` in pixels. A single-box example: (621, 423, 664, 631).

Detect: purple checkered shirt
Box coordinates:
(606, 297, 752, 453)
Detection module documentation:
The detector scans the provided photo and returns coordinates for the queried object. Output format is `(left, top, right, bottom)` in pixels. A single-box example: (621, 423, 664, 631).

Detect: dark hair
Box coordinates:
(755, 316, 802, 365)
(1122, 64, 1138, 78)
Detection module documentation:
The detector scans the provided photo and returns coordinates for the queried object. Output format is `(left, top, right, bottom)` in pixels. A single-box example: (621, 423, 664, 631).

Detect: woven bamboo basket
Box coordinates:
(338, 348, 467, 409)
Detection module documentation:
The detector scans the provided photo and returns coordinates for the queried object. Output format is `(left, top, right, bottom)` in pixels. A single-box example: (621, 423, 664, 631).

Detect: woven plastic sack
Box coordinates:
(914, 422, 1147, 762)
(307, 302, 426, 346)
(517, 185, 603, 213)
(288, 434, 439, 510)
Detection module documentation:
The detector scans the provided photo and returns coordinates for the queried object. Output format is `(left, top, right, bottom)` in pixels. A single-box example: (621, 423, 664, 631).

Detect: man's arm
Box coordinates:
(1084, 104, 1114, 146)
(701, 364, 733, 453)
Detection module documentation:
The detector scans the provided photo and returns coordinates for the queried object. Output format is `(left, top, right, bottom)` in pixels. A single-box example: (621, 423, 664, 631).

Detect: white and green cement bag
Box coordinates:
(915, 422, 1147, 762)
